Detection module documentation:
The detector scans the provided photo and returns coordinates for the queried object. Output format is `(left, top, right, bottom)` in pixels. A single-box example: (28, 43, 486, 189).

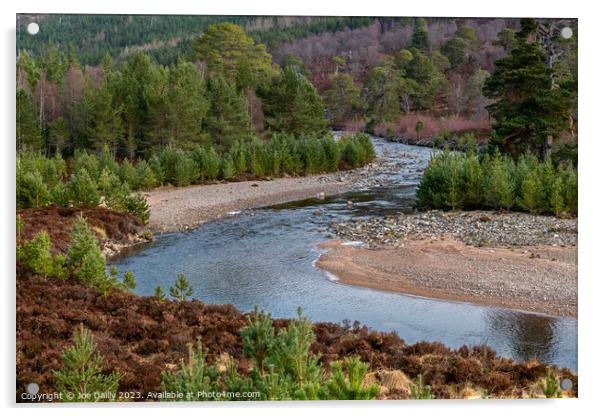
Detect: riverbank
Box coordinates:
(317, 211, 577, 317)
(17, 207, 152, 259)
(144, 146, 415, 233)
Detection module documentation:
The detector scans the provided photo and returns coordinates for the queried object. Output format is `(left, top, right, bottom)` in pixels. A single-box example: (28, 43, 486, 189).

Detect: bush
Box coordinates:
(159, 305, 379, 401)
(119, 159, 139, 190)
(72, 150, 100, 181)
(220, 154, 236, 180)
(67, 216, 107, 287)
(325, 357, 379, 400)
(169, 273, 193, 301)
(54, 324, 120, 402)
(484, 153, 514, 210)
(67, 168, 100, 208)
(125, 193, 150, 224)
(161, 338, 216, 401)
(240, 308, 275, 374)
(18, 231, 66, 278)
(416, 151, 577, 216)
(17, 170, 51, 208)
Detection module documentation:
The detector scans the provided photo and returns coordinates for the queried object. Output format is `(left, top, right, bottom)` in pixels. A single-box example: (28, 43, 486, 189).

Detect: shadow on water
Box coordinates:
(111, 137, 577, 371)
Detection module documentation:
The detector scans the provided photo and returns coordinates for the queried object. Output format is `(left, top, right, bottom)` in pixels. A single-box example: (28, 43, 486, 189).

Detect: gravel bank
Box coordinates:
(329, 210, 577, 248)
(144, 152, 407, 233)
(318, 210, 577, 317)
(317, 239, 577, 317)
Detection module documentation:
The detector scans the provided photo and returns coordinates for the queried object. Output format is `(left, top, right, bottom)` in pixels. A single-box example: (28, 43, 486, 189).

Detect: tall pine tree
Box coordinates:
(483, 19, 572, 159)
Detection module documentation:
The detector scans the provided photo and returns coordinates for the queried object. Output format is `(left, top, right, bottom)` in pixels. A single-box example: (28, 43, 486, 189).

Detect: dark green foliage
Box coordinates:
(159, 306, 379, 401)
(484, 153, 515, 210)
(16, 170, 51, 209)
(484, 19, 573, 158)
(406, 49, 448, 109)
(67, 168, 100, 208)
(123, 193, 150, 225)
(441, 36, 468, 67)
(53, 324, 120, 402)
(16, 133, 373, 218)
(67, 216, 106, 286)
(135, 160, 157, 190)
(323, 73, 362, 126)
(161, 338, 216, 401)
(416, 150, 577, 215)
(339, 133, 376, 169)
(18, 231, 66, 279)
(154, 286, 166, 301)
(203, 76, 253, 150)
(262, 66, 327, 136)
(16, 89, 42, 151)
(411, 18, 430, 50)
(169, 273, 193, 301)
(325, 357, 379, 400)
(240, 307, 275, 374)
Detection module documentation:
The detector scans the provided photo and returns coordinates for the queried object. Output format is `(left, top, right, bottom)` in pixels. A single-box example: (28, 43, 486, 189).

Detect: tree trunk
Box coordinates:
(541, 135, 553, 161)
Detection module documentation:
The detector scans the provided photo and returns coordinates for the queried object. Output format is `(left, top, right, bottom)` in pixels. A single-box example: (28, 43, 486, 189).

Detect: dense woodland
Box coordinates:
(17, 16, 578, 218)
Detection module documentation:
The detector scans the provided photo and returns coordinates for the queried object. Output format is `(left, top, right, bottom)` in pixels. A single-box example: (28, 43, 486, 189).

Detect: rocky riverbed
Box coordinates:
(329, 210, 577, 248)
(144, 144, 423, 233)
(318, 210, 578, 317)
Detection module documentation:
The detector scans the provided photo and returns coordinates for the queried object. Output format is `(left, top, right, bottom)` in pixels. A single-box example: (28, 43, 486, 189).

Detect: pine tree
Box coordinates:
(47, 116, 70, 154)
(241, 307, 276, 375)
(483, 19, 572, 159)
(165, 61, 209, 147)
(67, 168, 100, 208)
(405, 49, 448, 109)
(16, 89, 43, 151)
(154, 286, 166, 301)
(53, 324, 120, 402)
(262, 67, 327, 136)
(169, 272, 193, 301)
(485, 154, 515, 210)
(325, 357, 379, 400)
(549, 177, 565, 216)
(67, 216, 106, 286)
(463, 154, 484, 208)
(518, 168, 542, 213)
(161, 338, 214, 401)
(411, 18, 430, 50)
(363, 65, 401, 124)
(203, 76, 253, 150)
(89, 80, 123, 153)
(323, 73, 362, 126)
(192, 22, 277, 88)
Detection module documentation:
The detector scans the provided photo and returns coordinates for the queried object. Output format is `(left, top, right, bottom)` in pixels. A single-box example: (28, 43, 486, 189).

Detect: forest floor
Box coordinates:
(317, 211, 577, 317)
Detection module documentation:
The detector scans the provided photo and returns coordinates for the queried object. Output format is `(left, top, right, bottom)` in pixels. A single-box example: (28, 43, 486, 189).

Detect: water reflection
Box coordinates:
(485, 310, 559, 365)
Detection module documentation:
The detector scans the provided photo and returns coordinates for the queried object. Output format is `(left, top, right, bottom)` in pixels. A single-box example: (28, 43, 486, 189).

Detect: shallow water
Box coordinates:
(112, 139, 577, 371)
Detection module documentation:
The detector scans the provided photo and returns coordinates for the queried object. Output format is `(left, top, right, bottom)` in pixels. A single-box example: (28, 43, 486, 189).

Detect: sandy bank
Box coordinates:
(145, 176, 350, 233)
(316, 239, 577, 318)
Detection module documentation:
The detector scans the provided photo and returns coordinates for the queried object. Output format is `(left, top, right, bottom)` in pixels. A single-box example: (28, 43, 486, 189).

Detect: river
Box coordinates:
(111, 137, 577, 371)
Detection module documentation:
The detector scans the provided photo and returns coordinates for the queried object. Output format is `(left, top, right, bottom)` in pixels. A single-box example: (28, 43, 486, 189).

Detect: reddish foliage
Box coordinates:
(16, 266, 577, 401)
(17, 206, 145, 255)
(373, 113, 491, 142)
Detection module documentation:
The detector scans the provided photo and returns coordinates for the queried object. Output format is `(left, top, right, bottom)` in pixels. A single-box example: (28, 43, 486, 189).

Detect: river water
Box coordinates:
(112, 138, 577, 371)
